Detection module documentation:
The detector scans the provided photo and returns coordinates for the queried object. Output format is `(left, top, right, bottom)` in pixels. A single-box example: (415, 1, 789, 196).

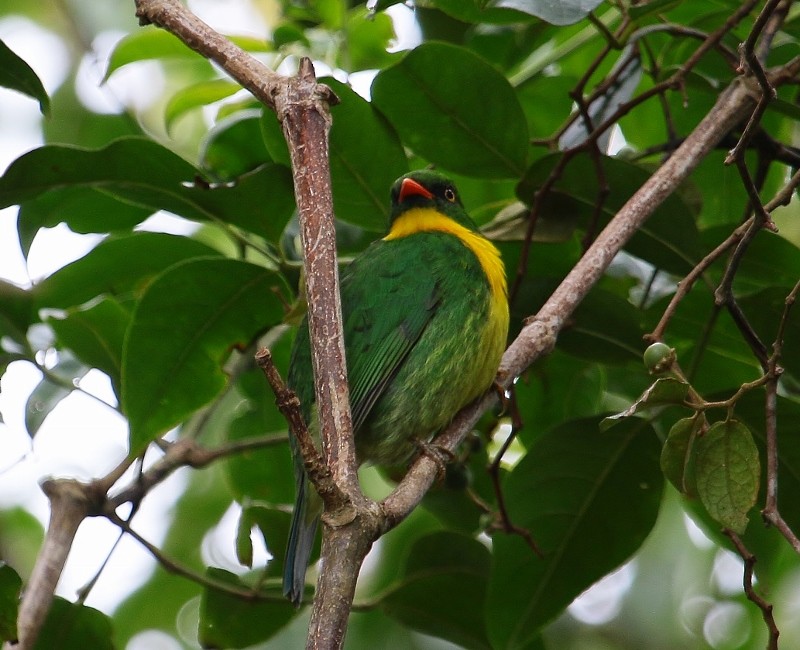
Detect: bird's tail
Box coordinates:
(283, 471, 321, 607)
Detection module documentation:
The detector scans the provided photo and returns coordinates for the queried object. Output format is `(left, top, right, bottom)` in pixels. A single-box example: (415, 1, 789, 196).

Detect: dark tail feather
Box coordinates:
(283, 472, 320, 607)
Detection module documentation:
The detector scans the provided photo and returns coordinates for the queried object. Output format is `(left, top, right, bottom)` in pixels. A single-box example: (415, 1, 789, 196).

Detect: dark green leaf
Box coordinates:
(558, 288, 647, 364)
(48, 296, 130, 391)
(380, 531, 491, 650)
(518, 154, 702, 275)
(372, 42, 529, 178)
(17, 188, 153, 257)
(514, 352, 606, 444)
(491, 0, 604, 25)
(199, 568, 294, 648)
(25, 354, 90, 437)
(0, 39, 49, 114)
(0, 138, 295, 242)
(0, 279, 34, 334)
(122, 258, 288, 453)
(601, 377, 691, 430)
(0, 563, 21, 643)
(488, 417, 663, 647)
(326, 78, 408, 231)
(200, 109, 272, 180)
(428, 0, 533, 24)
(33, 232, 222, 310)
(34, 597, 113, 650)
(694, 419, 760, 534)
(661, 415, 704, 496)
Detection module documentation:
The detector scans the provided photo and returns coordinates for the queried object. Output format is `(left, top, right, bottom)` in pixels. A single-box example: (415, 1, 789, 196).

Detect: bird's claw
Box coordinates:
(413, 438, 454, 482)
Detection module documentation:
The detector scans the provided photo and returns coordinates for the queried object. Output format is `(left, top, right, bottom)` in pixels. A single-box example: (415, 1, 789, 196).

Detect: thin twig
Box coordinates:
(724, 529, 779, 650)
(105, 509, 283, 602)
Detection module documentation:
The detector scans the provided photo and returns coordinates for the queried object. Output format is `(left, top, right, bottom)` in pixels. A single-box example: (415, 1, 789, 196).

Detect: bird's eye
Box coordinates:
(444, 187, 456, 202)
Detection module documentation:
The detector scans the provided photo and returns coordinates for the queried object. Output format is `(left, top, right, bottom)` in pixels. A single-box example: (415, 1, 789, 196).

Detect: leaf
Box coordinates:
(380, 531, 491, 650)
(105, 28, 271, 79)
(165, 79, 242, 129)
(0, 563, 21, 643)
(200, 109, 272, 180)
(34, 597, 113, 650)
(0, 39, 49, 114)
(122, 258, 288, 454)
(558, 288, 647, 364)
(223, 357, 296, 506)
(199, 568, 294, 648)
(601, 377, 691, 430)
(694, 419, 760, 534)
(371, 42, 529, 178)
(25, 353, 91, 437)
(17, 188, 153, 257)
(487, 417, 663, 648)
(0, 138, 295, 243)
(660, 416, 705, 496)
(325, 78, 408, 231)
(491, 0, 605, 26)
(48, 296, 131, 392)
(518, 154, 702, 275)
(33, 232, 222, 310)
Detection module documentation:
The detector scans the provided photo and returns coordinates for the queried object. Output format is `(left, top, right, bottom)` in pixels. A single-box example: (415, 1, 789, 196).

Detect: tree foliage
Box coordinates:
(1, 0, 800, 648)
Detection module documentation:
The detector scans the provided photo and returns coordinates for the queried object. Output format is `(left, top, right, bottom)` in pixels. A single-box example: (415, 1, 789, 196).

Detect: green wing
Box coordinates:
(287, 238, 440, 433)
(342, 239, 440, 432)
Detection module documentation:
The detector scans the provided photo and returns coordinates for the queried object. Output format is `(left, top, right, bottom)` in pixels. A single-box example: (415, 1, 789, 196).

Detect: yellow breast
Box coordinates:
(384, 207, 509, 336)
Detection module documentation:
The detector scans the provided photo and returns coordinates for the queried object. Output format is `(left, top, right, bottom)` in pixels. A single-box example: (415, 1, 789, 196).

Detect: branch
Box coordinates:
(14, 479, 103, 650)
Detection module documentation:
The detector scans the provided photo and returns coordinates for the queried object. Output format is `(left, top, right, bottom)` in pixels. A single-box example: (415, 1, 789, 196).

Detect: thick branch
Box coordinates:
(14, 480, 102, 650)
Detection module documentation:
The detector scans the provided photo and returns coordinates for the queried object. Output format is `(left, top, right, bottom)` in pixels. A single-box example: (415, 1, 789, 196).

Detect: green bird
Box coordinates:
(283, 170, 509, 605)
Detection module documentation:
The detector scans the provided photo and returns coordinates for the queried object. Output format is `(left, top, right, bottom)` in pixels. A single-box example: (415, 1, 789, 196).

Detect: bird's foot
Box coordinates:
(412, 438, 454, 482)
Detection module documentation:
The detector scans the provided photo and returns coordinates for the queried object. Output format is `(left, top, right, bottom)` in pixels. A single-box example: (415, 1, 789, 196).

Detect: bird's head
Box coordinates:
(389, 170, 478, 231)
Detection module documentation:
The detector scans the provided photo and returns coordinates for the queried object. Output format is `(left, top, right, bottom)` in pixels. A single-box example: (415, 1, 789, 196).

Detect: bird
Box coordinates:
(283, 169, 509, 606)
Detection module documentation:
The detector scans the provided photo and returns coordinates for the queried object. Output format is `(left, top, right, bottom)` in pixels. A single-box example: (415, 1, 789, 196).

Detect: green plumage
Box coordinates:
(283, 170, 508, 605)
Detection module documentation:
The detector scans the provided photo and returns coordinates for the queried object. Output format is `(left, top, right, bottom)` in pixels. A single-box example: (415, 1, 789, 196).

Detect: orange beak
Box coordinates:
(399, 177, 433, 202)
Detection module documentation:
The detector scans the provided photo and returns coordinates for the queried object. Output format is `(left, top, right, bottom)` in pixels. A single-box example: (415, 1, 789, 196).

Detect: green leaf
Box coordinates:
(223, 357, 295, 505)
(0, 39, 49, 114)
(514, 352, 607, 444)
(199, 568, 294, 648)
(200, 109, 272, 180)
(491, 0, 604, 25)
(48, 296, 130, 392)
(34, 597, 113, 650)
(25, 354, 91, 437)
(380, 531, 491, 650)
(105, 28, 271, 79)
(487, 417, 663, 648)
(165, 79, 241, 129)
(0, 563, 21, 643)
(558, 288, 647, 364)
(694, 419, 760, 534)
(326, 78, 408, 231)
(344, 7, 399, 71)
(371, 42, 529, 178)
(660, 415, 704, 497)
(17, 188, 153, 257)
(33, 232, 222, 310)
(601, 377, 691, 430)
(122, 258, 288, 453)
(0, 138, 295, 243)
(518, 154, 702, 275)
